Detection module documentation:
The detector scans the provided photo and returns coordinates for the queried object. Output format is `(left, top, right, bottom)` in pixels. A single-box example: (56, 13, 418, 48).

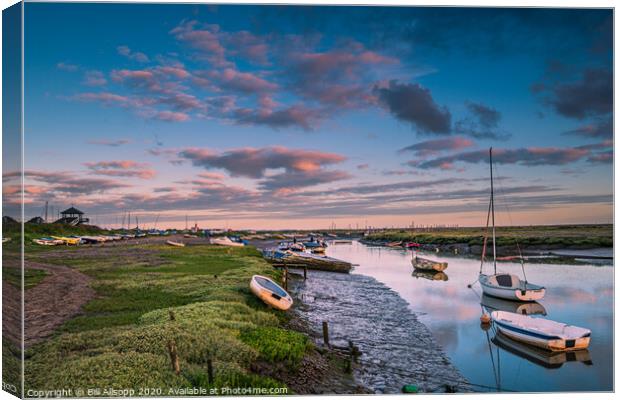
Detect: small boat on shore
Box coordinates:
(250, 275, 293, 311)
(166, 240, 185, 247)
(51, 236, 81, 246)
(332, 240, 352, 245)
(210, 236, 245, 247)
(411, 254, 448, 272)
(386, 241, 403, 247)
(33, 237, 64, 246)
(491, 311, 591, 352)
(262, 249, 353, 273)
(2, 237, 11, 243)
(492, 332, 592, 369)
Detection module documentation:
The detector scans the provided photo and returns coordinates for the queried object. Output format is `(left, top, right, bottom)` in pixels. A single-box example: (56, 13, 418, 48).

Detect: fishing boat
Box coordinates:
(166, 240, 185, 247)
(250, 275, 293, 311)
(481, 294, 546, 316)
(33, 237, 64, 246)
(411, 253, 448, 272)
(261, 249, 353, 273)
(210, 236, 244, 247)
(478, 148, 545, 302)
(492, 332, 592, 369)
(491, 311, 591, 352)
(412, 270, 448, 281)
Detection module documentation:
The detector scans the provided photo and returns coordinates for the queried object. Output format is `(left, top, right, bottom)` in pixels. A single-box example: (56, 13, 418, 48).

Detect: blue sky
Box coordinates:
(8, 3, 613, 229)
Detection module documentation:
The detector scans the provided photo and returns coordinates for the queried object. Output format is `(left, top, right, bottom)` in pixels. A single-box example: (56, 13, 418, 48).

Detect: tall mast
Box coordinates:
(490, 147, 497, 274)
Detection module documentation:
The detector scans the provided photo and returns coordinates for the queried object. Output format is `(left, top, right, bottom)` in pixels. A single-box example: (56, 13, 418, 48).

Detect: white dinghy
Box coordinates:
(210, 236, 245, 247)
(478, 148, 545, 302)
(491, 311, 591, 352)
(250, 275, 293, 311)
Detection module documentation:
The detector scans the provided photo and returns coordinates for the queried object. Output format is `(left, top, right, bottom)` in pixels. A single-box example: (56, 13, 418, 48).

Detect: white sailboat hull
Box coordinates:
(479, 273, 545, 302)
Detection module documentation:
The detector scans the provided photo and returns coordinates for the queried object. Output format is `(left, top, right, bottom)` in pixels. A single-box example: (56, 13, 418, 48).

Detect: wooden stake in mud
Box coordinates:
(284, 267, 289, 291)
(207, 358, 214, 384)
(167, 340, 180, 375)
(304, 266, 307, 280)
(322, 321, 330, 347)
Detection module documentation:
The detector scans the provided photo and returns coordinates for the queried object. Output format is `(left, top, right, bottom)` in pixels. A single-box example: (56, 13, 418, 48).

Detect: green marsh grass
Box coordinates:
(25, 245, 295, 393)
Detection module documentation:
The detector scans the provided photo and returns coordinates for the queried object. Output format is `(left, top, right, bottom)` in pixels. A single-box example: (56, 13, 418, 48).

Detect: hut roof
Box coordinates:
(60, 207, 84, 215)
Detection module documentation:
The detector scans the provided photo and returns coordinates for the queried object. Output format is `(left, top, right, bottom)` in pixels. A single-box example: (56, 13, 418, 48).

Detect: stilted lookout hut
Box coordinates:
(57, 207, 89, 225)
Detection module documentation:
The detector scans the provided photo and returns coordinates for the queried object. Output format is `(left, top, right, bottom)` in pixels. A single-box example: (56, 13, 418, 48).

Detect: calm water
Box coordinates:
(325, 241, 614, 392)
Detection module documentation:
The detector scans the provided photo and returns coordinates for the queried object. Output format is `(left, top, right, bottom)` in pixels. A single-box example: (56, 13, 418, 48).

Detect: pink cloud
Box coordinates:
(117, 45, 149, 63)
(154, 110, 190, 122)
(84, 160, 156, 180)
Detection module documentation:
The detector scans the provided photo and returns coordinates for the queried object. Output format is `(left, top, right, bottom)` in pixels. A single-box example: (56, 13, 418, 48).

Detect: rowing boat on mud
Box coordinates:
(166, 240, 185, 247)
(250, 275, 293, 311)
(411, 254, 448, 272)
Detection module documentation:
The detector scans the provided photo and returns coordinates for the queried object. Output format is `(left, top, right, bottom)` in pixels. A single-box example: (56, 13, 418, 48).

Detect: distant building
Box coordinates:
(56, 207, 90, 225)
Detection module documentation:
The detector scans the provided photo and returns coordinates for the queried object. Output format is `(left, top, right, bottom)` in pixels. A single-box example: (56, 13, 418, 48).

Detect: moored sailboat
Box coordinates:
(478, 148, 545, 302)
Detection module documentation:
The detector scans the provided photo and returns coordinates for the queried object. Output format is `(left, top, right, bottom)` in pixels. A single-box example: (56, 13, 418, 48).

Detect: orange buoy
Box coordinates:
(480, 313, 491, 324)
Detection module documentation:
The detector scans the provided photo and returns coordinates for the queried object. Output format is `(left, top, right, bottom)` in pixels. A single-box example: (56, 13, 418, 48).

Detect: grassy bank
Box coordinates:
(24, 244, 311, 394)
(365, 224, 613, 248)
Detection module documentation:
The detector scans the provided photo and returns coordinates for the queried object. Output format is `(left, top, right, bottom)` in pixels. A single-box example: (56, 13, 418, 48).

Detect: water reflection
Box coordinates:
(412, 270, 449, 281)
(492, 332, 592, 370)
(481, 294, 547, 316)
(326, 241, 613, 392)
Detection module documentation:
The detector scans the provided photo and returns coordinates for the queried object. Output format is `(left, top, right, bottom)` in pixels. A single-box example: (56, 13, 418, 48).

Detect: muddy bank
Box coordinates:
(288, 270, 469, 393)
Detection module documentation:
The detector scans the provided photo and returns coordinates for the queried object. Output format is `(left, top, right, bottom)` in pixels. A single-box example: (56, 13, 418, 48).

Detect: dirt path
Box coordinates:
(3, 259, 95, 348)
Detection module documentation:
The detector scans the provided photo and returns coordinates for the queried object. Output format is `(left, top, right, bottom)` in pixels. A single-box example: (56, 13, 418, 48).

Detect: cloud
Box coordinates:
(373, 80, 451, 134)
(232, 104, 322, 130)
(153, 110, 190, 122)
(83, 70, 107, 86)
(356, 163, 369, 170)
(286, 47, 397, 109)
(208, 68, 278, 94)
(259, 170, 351, 194)
(563, 116, 612, 139)
(117, 45, 149, 63)
(454, 101, 508, 140)
(399, 137, 474, 157)
(178, 146, 346, 179)
(84, 160, 156, 179)
(56, 62, 79, 72)
(87, 139, 131, 147)
(414, 146, 597, 170)
(544, 68, 612, 119)
(21, 170, 130, 195)
(73, 92, 129, 105)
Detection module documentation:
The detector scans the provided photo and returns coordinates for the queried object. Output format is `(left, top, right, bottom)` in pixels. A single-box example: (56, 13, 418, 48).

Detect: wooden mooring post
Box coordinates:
(304, 266, 307, 280)
(207, 358, 214, 384)
(284, 267, 289, 291)
(167, 339, 180, 375)
(322, 321, 330, 347)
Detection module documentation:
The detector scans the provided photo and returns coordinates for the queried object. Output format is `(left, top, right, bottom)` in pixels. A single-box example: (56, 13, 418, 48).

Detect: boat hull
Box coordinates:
(166, 240, 185, 247)
(479, 274, 545, 301)
(250, 275, 293, 311)
(491, 311, 591, 352)
(411, 257, 448, 272)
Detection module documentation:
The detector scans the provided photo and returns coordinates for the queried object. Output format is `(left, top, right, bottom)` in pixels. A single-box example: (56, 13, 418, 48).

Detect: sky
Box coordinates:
(4, 3, 613, 229)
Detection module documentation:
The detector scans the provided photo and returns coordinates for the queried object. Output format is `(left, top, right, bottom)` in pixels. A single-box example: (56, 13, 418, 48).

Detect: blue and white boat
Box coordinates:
(491, 311, 591, 352)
